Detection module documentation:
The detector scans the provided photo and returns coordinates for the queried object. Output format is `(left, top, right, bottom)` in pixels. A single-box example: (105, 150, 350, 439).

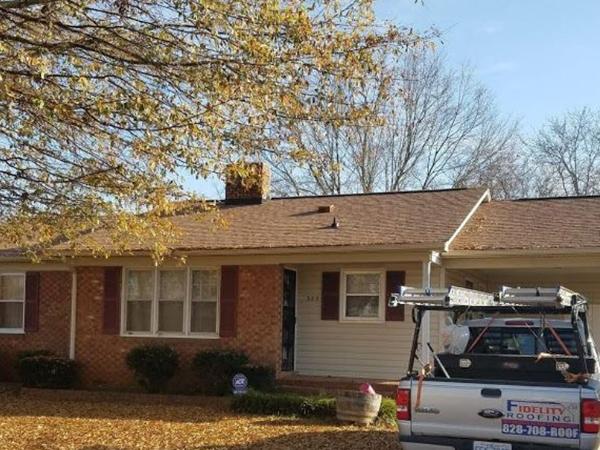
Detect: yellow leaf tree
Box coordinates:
(0, 0, 425, 260)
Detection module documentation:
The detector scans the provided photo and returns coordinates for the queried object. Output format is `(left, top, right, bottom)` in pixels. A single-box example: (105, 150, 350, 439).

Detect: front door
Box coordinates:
(281, 269, 297, 371)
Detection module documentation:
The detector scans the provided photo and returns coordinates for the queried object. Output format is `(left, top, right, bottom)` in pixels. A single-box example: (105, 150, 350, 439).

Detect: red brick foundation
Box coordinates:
(74, 265, 283, 391)
(0, 271, 72, 381)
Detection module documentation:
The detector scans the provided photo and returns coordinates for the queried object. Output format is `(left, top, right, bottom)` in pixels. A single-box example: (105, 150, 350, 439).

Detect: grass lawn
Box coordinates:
(0, 393, 399, 450)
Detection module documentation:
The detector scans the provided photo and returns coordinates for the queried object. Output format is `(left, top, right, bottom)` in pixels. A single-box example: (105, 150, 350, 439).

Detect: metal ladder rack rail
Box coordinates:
(497, 286, 581, 308)
(389, 286, 496, 308)
(389, 285, 586, 310)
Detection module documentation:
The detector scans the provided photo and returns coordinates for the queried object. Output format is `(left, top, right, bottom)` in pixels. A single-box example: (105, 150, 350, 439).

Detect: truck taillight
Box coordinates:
(581, 399, 600, 433)
(396, 388, 411, 421)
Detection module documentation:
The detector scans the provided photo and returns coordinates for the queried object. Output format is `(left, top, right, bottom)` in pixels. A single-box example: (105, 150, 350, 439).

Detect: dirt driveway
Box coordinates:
(0, 393, 400, 450)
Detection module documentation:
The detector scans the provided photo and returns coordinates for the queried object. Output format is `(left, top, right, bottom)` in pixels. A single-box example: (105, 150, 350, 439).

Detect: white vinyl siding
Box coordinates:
(295, 262, 438, 379)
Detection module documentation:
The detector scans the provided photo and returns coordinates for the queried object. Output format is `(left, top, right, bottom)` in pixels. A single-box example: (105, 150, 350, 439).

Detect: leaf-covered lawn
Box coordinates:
(0, 393, 399, 450)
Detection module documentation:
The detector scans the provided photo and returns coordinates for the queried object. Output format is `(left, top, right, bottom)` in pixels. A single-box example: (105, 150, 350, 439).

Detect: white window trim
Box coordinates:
(121, 267, 220, 339)
(339, 269, 385, 324)
(0, 272, 26, 334)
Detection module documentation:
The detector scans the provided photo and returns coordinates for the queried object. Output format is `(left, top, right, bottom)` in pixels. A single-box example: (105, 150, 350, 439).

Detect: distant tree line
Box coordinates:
(264, 49, 600, 199)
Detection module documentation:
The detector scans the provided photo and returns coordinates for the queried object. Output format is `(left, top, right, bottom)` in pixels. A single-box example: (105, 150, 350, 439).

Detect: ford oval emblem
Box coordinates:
(478, 409, 504, 419)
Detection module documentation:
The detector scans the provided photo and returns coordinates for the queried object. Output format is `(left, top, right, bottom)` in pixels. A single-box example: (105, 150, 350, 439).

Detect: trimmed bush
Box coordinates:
(126, 344, 179, 393)
(377, 397, 396, 424)
(243, 365, 276, 392)
(17, 355, 77, 389)
(299, 396, 337, 419)
(192, 349, 249, 395)
(231, 391, 336, 419)
(231, 391, 395, 422)
(16, 349, 54, 363)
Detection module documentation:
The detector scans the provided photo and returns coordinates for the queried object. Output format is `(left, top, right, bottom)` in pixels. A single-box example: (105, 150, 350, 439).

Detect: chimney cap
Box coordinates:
(318, 205, 335, 213)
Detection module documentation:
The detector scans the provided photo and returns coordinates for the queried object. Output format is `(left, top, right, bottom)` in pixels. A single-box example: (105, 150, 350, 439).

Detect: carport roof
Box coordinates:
(450, 196, 600, 252)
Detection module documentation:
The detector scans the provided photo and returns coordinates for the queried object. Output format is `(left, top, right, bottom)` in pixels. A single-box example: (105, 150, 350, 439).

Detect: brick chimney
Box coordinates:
(225, 162, 271, 205)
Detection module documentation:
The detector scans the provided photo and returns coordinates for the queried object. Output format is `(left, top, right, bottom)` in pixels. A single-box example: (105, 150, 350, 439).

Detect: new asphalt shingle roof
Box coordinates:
(450, 196, 600, 252)
(63, 187, 489, 253)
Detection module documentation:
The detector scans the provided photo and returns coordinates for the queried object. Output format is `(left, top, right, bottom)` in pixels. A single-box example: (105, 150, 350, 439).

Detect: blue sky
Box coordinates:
(377, 0, 600, 130)
(192, 0, 600, 198)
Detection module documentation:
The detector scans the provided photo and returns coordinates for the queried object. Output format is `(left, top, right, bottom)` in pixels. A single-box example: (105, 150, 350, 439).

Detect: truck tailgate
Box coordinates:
(411, 379, 582, 447)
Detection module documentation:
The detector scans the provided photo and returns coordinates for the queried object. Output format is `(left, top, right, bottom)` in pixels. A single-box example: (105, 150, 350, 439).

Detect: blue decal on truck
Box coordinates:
(501, 400, 579, 439)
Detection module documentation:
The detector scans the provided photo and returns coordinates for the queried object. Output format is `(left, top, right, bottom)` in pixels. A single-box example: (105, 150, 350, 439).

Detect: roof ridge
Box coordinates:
(269, 186, 485, 201)
(511, 194, 600, 202)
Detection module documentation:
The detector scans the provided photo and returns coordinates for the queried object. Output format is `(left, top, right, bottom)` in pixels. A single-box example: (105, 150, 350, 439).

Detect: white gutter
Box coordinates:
(444, 247, 600, 258)
(69, 269, 77, 360)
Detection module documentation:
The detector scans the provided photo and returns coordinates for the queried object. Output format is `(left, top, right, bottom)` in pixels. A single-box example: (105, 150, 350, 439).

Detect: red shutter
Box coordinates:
(321, 272, 340, 320)
(386, 271, 406, 321)
(24, 272, 40, 332)
(103, 267, 122, 334)
(220, 265, 239, 338)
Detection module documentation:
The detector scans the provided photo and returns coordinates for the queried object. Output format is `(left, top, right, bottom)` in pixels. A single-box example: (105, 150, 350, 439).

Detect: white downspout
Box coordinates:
(421, 259, 432, 363)
(69, 269, 77, 360)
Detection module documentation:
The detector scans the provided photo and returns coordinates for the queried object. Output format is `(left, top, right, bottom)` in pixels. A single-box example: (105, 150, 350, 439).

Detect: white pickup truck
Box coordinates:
(390, 286, 600, 450)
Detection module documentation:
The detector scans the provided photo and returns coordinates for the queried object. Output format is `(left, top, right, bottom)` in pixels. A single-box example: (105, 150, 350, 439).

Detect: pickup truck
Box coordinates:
(390, 286, 600, 450)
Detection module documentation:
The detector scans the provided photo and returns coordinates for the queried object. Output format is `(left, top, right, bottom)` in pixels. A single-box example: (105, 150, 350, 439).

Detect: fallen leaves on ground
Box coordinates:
(0, 393, 399, 450)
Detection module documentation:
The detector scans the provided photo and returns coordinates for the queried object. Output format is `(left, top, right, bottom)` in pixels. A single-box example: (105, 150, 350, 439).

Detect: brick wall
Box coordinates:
(0, 271, 72, 381)
(74, 265, 283, 391)
(225, 162, 271, 204)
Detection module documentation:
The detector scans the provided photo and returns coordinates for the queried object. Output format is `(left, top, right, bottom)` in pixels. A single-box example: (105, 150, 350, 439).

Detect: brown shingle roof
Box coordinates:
(55, 188, 488, 254)
(450, 196, 600, 252)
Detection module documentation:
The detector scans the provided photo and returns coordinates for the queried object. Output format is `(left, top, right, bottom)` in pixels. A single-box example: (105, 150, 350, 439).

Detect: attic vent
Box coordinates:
(318, 205, 334, 213)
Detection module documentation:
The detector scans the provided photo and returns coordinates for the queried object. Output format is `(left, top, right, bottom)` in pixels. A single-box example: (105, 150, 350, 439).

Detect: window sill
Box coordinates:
(120, 332, 220, 340)
(339, 317, 385, 324)
(0, 329, 25, 335)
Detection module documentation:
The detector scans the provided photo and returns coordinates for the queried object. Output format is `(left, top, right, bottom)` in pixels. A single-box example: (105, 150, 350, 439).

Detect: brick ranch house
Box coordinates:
(1, 163, 600, 391)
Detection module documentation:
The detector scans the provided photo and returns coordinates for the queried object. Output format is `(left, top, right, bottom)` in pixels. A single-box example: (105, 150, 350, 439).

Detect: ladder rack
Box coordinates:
(389, 285, 585, 310)
(389, 286, 495, 308)
(497, 286, 580, 308)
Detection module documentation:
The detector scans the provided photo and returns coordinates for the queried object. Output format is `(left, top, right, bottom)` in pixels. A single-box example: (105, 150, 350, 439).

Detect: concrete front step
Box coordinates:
(277, 375, 397, 397)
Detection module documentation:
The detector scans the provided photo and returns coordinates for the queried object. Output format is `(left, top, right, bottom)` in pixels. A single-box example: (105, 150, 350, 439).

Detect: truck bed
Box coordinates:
(398, 377, 599, 449)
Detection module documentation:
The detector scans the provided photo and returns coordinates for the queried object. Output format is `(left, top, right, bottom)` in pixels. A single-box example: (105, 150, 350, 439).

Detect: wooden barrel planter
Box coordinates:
(336, 392, 382, 425)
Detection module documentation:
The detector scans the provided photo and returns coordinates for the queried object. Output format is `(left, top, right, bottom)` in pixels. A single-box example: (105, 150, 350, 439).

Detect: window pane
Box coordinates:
(159, 270, 186, 301)
(126, 301, 152, 332)
(193, 270, 217, 286)
(192, 284, 218, 302)
(346, 295, 380, 318)
(159, 301, 184, 332)
(346, 274, 380, 295)
(191, 270, 218, 301)
(127, 270, 154, 300)
(1, 275, 24, 300)
(191, 302, 217, 333)
(0, 302, 23, 329)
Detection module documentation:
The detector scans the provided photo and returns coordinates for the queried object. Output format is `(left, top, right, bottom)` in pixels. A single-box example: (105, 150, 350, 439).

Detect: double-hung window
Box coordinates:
(123, 267, 219, 337)
(158, 270, 186, 333)
(191, 269, 218, 334)
(125, 269, 154, 333)
(0, 273, 26, 332)
(341, 271, 384, 322)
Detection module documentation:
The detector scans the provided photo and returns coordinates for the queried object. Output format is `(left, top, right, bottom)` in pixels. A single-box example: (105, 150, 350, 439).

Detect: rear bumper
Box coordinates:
(399, 435, 577, 450)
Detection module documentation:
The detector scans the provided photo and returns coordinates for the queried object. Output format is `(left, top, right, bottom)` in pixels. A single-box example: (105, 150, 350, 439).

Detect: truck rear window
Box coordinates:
(468, 327, 579, 355)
